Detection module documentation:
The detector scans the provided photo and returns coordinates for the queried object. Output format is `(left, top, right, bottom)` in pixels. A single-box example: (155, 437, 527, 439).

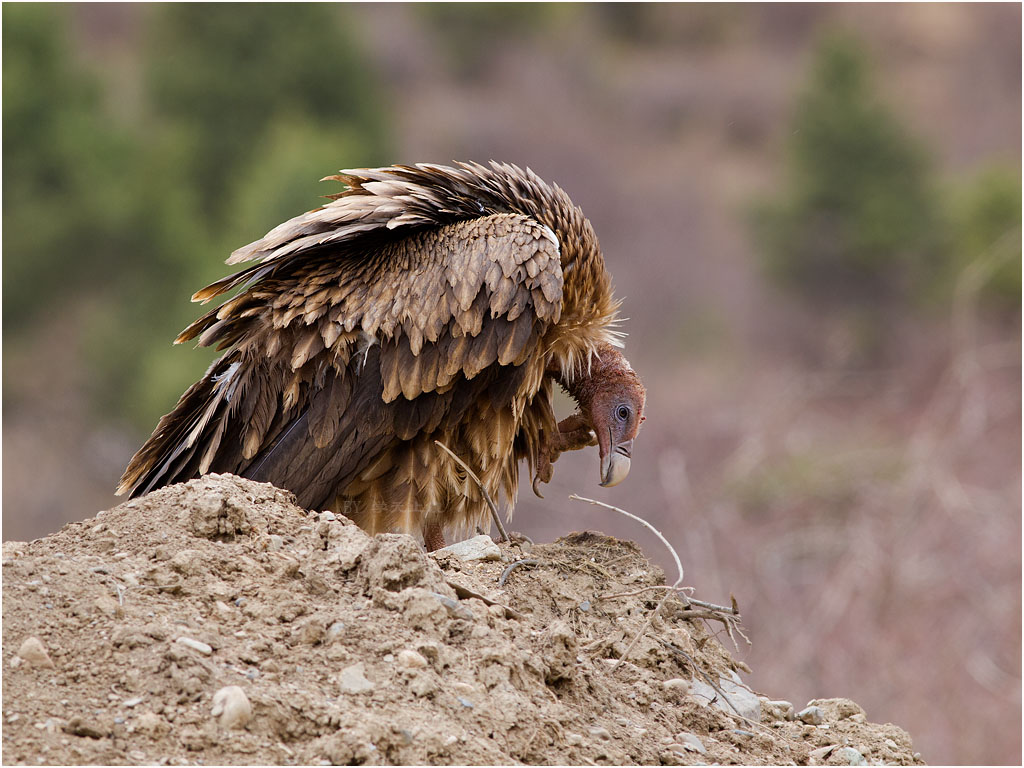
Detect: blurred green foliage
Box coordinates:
(945, 165, 1022, 309)
(147, 4, 389, 220)
(2, 4, 139, 332)
(3, 4, 391, 430)
(753, 33, 943, 311)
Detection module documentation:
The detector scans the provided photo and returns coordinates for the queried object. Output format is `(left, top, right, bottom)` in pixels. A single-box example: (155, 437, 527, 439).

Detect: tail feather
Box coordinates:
(117, 355, 250, 497)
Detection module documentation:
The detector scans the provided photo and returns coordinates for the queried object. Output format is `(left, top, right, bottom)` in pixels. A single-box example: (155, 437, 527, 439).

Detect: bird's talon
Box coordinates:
(532, 474, 545, 498)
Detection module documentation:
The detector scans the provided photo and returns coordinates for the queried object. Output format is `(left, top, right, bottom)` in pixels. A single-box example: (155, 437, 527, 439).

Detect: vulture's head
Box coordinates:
(577, 347, 647, 488)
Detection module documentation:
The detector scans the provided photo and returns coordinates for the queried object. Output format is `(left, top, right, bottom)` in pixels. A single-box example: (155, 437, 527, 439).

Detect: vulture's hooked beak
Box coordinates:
(599, 427, 632, 487)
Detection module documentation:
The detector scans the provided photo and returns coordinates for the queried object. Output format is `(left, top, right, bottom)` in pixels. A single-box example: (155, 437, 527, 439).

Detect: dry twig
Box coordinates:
(570, 495, 750, 657)
(435, 440, 510, 544)
(499, 558, 539, 587)
(444, 577, 523, 620)
(596, 584, 695, 601)
(569, 495, 684, 671)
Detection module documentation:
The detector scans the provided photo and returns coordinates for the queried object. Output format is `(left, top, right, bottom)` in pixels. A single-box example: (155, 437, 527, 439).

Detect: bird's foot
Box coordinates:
(532, 415, 597, 497)
(423, 521, 446, 552)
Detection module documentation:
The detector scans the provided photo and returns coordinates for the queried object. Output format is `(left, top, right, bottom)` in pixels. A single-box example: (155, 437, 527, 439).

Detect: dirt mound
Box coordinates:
(2, 475, 922, 765)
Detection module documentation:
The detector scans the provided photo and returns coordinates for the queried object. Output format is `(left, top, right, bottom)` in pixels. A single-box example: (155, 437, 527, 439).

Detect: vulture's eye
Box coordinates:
(616, 405, 630, 423)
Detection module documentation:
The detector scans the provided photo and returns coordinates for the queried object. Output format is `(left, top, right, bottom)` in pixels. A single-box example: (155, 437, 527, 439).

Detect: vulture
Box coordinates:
(118, 161, 646, 550)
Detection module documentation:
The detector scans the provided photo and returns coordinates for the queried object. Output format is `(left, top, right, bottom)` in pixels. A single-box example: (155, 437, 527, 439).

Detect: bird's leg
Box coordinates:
(556, 412, 599, 449)
(532, 412, 598, 497)
(423, 520, 446, 552)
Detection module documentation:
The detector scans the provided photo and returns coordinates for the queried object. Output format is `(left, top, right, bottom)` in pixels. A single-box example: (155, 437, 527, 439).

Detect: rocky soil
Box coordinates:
(2, 474, 922, 765)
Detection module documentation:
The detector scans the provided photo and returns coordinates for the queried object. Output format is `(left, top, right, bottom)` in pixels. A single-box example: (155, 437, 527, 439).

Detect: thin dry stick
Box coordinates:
(596, 584, 696, 601)
(569, 495, 684, 585)
(435, 440, 510, 543)
(569, 494, 684, 671)
(108, 578, 126, 606)
(499, 558, 539, 587)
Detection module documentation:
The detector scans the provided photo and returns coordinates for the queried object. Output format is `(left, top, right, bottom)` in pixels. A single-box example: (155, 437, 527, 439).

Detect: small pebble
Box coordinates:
(18, 637, 55, 668)
(834, 747, 867, 766)
(456, 696, 474, 709)
(175, 637, 213, 655)
(398, 649, 428, 669)
(64, 716, 105, 739)
(433, 535, 501, 561)
(134, 712, 168, 736)
(662, 678, 690, 693)
(123, 698, 143, 708)
(797, 705, 824, 725)
(566, 733, 583, 746)
(319, 511, 336, 522)
(884, 739, 898, 750)
(810, 745, 836, 762)
(579, 600, 591, 612)
(760, 698, 795, 721)
(211, 686, 252, 730)
(431, 593, 474, 621)
(673, 731, 707, 754)
(338, 663, 374, 694)
(589, 726, 611, 740)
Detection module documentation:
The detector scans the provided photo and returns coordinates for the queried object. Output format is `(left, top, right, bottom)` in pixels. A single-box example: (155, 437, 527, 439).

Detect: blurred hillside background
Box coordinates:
(3, 3, 1020, 764)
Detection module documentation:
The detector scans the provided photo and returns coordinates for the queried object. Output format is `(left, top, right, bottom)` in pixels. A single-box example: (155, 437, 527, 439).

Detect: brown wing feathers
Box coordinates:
(119, 161, 619, 543)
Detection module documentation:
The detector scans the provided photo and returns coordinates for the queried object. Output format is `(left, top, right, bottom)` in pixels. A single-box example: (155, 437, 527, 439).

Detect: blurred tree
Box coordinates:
(146, 3, 389, 221)
(2, 4, 137, 332)
(592, 3, 737, 48)
(945, 165, 1021, 310)
(753, 33, 943, 312)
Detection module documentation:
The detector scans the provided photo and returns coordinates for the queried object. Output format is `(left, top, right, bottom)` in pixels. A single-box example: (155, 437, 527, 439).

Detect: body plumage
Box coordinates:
(119, 162, 645, 549)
